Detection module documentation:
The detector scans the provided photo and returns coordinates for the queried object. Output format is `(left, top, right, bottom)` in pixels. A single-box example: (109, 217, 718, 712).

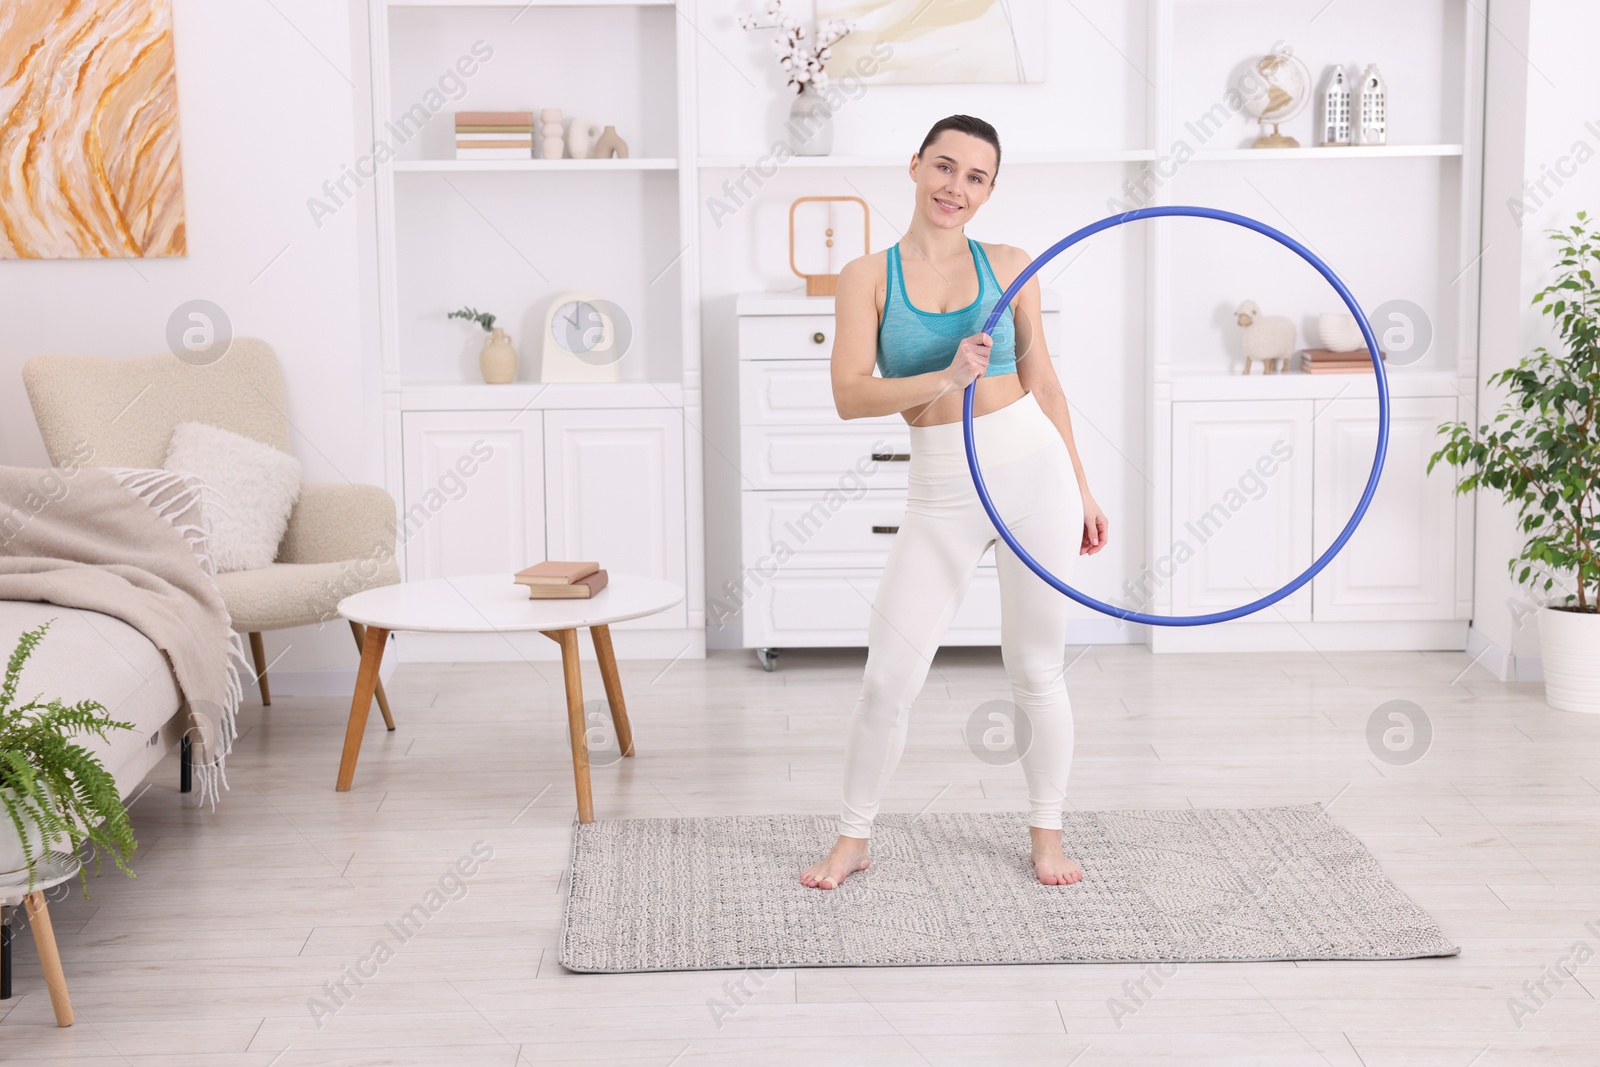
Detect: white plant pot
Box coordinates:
(1537, 606, 1600, 714)
(0, 787, 56, 879)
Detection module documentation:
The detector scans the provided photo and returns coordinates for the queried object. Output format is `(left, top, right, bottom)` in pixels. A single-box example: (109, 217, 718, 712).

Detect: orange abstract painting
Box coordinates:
(0, 0, 186, 259)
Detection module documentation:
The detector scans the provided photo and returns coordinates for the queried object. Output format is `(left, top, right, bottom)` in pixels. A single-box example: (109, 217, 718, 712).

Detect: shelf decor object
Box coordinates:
(0, 0, 186, 259)
(539, 108, 564, 159)
(1355, 64, 1388, 145)
(565, 116, 604, 159)
(448, 306, 517, 384)
(1318, 66, 1352, 145)
(455, 111, 533, 161)
(787, 85, 834, 156)
(789, 196, 868, 296)
(1239, 46, 1311, 148)
(1318, 311, 1365, 352)
(1301, 347, 1385, 374)
(541, 291, 626, 384)
(592, 125, 628, 159)
(739, 1, 856, 156)
(478, 328, 518, 384)
(1234, 300, 1294, 374)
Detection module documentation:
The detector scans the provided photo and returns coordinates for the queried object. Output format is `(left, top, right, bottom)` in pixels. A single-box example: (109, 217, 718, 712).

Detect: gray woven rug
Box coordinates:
(559, 803, 1459, 973)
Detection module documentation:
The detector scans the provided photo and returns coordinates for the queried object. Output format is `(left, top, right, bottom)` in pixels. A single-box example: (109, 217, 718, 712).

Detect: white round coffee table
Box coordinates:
(337, 573, 684, 822)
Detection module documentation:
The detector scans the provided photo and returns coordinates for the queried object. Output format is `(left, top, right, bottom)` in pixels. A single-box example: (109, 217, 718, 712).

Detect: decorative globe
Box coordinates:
(1237, 49, 1312, 148)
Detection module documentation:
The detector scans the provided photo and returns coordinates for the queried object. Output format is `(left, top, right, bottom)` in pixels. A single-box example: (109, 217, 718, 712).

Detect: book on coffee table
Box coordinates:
(516, 561, 600, 586)
(514, 561, 607, 599)
(525, 569, 608, 599)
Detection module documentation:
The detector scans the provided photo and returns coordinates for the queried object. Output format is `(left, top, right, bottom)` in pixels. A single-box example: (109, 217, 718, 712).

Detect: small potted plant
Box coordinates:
(449, 306, 517, 384)
(1430, 211, 1600, 713)
(1, 623, 139, 893)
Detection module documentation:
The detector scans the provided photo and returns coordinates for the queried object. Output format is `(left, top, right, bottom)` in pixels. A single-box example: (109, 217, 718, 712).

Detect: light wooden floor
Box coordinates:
(0, 644, 1597, 1066)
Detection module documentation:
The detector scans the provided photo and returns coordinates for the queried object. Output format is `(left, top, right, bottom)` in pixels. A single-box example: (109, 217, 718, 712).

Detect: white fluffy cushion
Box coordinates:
(162, 422, 302, 573)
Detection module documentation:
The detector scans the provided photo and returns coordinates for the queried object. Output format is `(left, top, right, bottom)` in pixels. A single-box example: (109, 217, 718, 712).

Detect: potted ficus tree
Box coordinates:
(1430, 211, 1600, 714)
(1, 622, 139, 892)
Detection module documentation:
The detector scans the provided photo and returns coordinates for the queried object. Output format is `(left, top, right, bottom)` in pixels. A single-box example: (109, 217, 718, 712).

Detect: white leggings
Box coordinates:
(838, 389, 1086, 839)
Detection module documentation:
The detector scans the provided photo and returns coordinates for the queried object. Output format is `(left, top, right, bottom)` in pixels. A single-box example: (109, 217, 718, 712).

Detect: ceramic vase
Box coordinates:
(592, 125, 628, 159)
(480, 327, 517, 384)
(566, 117, 603, 160)
(539, 108, 563, 159)
(788, 83, 834, 156)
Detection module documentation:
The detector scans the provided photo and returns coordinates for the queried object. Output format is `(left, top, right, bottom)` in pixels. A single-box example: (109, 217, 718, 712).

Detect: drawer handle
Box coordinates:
(870, 451, 910, 462)
(872, 524, 900, 534)
(812, 331, 826, 344)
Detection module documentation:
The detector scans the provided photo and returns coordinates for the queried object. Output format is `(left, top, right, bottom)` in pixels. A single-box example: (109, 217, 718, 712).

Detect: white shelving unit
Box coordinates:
(1141, 0, 1487, 651)
(698, 0, 1488, 662)
(366, 0, 704, 661)
(364, 0, 1487, 662)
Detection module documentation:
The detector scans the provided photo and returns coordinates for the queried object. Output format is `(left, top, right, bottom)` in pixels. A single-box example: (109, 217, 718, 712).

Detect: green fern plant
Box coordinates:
(0, 622, 139, 894)
(447, 306, 497, 332)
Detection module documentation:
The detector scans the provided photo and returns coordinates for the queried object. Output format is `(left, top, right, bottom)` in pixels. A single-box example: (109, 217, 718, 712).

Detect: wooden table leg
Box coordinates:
(336, 625, 390, 791)
(545, 628, 594, 823)
(349, 621, 396, 731)
(588, 623, 634, 757)
(23, 892, 71, 1027)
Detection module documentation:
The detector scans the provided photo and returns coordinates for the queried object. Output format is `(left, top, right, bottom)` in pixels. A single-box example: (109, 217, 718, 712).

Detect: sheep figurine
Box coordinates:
(1234, 299, 1294, 374)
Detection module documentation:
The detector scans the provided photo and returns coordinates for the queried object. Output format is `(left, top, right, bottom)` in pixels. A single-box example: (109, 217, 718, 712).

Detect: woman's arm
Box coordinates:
(1008, 248, 1110, 555)
(830, 255, 983, 420)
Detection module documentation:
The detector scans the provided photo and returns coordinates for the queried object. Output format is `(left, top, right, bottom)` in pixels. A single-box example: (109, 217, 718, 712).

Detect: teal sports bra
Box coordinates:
(876, 237, 1017, 379)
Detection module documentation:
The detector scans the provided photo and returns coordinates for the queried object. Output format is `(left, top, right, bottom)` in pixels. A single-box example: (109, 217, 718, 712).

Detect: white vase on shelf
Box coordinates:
(566, 117, 603, 160)
(539, 108, 563, 159)
(787, 83, 833, 156)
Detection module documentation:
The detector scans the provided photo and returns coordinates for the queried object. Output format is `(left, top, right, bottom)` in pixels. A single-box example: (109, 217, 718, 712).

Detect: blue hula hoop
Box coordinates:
(966, 205, 1390, 627)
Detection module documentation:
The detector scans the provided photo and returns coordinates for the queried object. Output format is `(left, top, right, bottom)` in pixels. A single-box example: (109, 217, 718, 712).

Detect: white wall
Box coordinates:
(0, 0, 381, 681)
(1473, 0, 1600, 676)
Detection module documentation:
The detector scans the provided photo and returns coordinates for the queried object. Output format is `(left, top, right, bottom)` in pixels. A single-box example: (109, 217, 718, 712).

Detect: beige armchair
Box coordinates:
(22, 338, 400, 720)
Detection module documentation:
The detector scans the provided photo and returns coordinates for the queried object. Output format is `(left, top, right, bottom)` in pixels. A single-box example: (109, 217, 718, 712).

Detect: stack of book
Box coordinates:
(515, 561, 609, 599)
(455, 111, 533, 160)
(1300, 347, 1386, 374)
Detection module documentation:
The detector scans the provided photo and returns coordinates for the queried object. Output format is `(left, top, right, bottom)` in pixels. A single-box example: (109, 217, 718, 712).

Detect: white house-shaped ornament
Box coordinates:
(1318, 65, 1351, 145)
(1355, 64, 1387, 145)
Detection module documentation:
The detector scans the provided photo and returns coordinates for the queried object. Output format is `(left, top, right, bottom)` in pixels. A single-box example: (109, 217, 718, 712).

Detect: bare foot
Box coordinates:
(1029, 826, 1083, 886)
(800, 834, 871, 890)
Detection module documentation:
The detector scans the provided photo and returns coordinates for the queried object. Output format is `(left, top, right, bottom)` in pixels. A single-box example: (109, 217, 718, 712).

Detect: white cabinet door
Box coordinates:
(544, 408, 686, 629)
(400, 411, 545, 581)
(1170, 401, 1314, 621)
(1311, 396, 1458, 621)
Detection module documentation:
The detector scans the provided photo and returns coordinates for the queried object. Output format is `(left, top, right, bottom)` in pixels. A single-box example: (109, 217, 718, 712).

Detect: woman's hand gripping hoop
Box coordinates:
(965, 205, 1391, 627)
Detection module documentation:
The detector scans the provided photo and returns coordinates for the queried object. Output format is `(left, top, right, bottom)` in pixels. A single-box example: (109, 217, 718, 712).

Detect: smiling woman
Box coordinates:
(803, 113, 1110, 897)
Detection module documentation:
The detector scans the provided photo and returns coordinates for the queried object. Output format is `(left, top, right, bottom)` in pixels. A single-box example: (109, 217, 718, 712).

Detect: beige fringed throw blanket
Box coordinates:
(0, 465, 247, 806)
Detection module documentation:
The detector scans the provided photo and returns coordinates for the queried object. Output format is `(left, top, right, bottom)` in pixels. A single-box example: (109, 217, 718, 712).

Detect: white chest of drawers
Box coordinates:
(728, 291, 1062, 669)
